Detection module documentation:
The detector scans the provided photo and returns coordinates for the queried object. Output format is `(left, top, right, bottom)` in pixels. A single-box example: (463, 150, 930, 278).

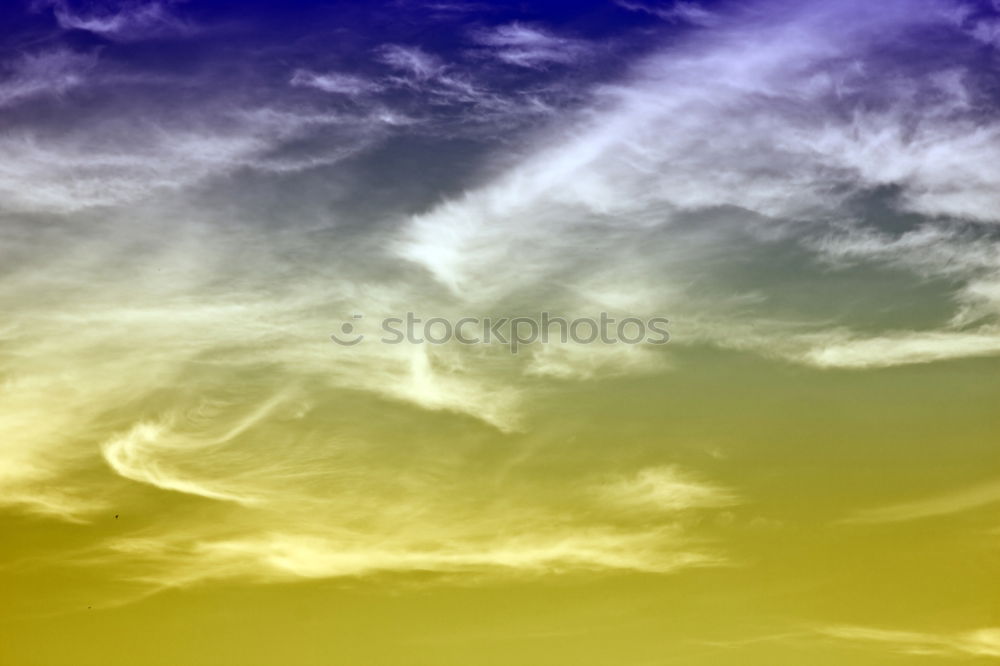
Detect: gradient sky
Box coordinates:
(2, 1, 1000, 664)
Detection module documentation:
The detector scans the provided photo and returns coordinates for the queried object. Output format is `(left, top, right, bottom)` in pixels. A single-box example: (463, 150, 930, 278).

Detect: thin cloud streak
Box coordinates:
(820, 625, 1000, 658)
(844, 479, 1000, 524)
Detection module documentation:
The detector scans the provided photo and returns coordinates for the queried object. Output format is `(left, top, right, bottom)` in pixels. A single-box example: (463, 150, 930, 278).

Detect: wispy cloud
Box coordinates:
(798, 329, 1000, 369)
(82, 463, 735, 589)
(820, 625, 1000, 658)
(843, 479, 1000, 524)
(525, 342, 668, 380)
(0, 106, 401, 213)
(37, 0, 196, 41)
(601, 466, 737, 512)
(614, 0, 717, 25)
(378, 44, 446, 80)
(396, 0, 1000, 373)
(289, 43, 565, 135)
(101, 526, 724, 588)
(469, 23, 592, 68)
(0, 49, 97, 108)
(290, 69, 384, 97)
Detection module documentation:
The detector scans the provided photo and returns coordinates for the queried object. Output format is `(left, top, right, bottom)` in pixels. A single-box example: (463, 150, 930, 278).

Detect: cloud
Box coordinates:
(85, 464, 735, 589)
(0, 229, 536, 523)
(843, 479, 1000, 524)
(100, 395, 295, 505)
(38, 0, 196, 41)
(614, 1, 717, 25)
(1, 264, 734, 582)
(375, 43, 493, 109)
(0, 49, 97, 109)
(812, 223, 1000, 326)
(820, 625, 1000, 658)
(0, 106, 400, 214)
(796, 110, 1000, 223)
(102, 527, 722, 588)
(287, 44, 563, 134)
(798, 329, 1000, 369)
(290, 69, 384, 96)
(378, 44, 446, 80)
(601, 466, 737, 512)
(525, 342, 668, 380)
(395, 0, 1000, 372)
(791, 222, 1000, 367)
(0, 342, 162, 520)
(469, 23, 592, 68)
(0, 129, 262, 213)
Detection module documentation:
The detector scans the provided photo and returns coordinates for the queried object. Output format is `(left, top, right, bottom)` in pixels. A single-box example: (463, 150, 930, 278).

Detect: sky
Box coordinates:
(1, 0, 1000, 664)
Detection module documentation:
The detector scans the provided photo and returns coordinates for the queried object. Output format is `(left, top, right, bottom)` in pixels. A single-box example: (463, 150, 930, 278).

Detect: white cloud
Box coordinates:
(615, 1, 717, 26)
(0, 130, 262, 213)
(470, 23, 591, 68)
(799, 329, 1000, 369)
(101, 405, 284, 505)
(821, 625, 1000, 658)
(0, 49, 97, 108)
(394, 0, 1000, 373)
(83, 463, 735, 588)
(378, 44, 445, 80)
(38, 0, 196, 41)
(525, 342, 668, 380)
(289, 42, 562, 129)
(104, 528, 721, 587)
(0, 107, 400, 214)
(601, 466, 736, 512)
(290, 69, 384, 96)
(844, 479, 1000, 524)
